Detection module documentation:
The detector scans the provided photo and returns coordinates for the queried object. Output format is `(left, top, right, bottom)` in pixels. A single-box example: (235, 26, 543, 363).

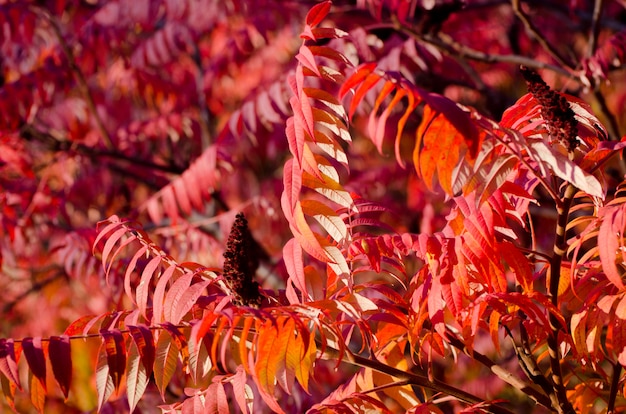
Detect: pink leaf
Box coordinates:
(170, 279, 211, 325)
(137, 255, 163, 319)
(152, 265, 179, 325)
(95, 345, 114, 412)
(0, 339, 20, 391)
(283, 238, 309, 302)
(599, 206, 626, 290)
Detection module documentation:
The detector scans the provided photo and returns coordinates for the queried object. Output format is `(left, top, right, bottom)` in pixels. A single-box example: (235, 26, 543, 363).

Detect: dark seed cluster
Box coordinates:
(222, 212, 263, 307)
(520, 66, 579, 152)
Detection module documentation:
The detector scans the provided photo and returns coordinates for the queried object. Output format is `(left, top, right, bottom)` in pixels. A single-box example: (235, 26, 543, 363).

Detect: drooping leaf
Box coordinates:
(128, 325, 155, 378)
(598, 204, 626, 290)
(154, 329, 181, 400)
(22, 337, 46, 391)
(0, 339, 20, 392)
(125, 339, 149, 413)
(253, 319, 286, 414)
(232, 365, 253, 414)
(48, 336, 71, 399)
(100, 329, 126, 393)
(95, 344, 114, 412)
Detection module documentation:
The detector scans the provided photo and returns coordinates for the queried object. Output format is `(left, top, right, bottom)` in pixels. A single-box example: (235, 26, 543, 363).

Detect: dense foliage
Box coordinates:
(1, 0, 626, 412)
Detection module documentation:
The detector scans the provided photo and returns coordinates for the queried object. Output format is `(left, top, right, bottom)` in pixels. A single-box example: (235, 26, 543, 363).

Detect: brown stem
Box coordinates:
(547, 183, 577, 414)
(511, 0, 574, 69)
(419, 30, 572, 78)
(445, 330, 554, 410)
(587, 0, 605, 59)
(319, 343, 517, 414)
(607, 362, 622, 414)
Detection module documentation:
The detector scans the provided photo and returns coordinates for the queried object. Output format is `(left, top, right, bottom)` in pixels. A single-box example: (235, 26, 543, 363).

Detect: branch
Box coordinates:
(444, 330, 554, 410)
(2, 269, 66, 314)
(586, 0, 605, 59)
(547, 183, 577, 414)
(34, 7, 114, 150)
(408, 29, 573, 78)
(190, 43, 213, 149)
(607, 362, 622, 414)
(511, 0, 574, 69)
(319, 342, 517, 414)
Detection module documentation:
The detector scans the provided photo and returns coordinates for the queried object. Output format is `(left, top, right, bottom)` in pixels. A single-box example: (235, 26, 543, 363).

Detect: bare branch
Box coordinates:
(511, 0, 574, 69)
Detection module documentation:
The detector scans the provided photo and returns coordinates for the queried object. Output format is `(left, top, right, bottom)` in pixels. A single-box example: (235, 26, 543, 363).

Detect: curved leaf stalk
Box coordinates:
(319, 341, 517, 414)
(548, 183, 577, 414)
(607, 362, 622, 414)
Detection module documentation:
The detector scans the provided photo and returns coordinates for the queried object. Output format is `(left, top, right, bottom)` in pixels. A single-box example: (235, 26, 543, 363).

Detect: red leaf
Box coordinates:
(48, 336, 71, 399)
(0, 339, 20, 391)
(63, 314, 97, 336)
(232, 365, 252, 414)
(305, 1, 331, 28)
(128, 325, 155, 377)
(100, 329, 126, 393)
(22, 337, 46, 391)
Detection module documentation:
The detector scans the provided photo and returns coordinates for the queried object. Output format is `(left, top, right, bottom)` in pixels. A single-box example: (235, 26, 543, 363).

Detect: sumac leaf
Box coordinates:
(22, 337, 46, 391)
(48, 336, 71, 399)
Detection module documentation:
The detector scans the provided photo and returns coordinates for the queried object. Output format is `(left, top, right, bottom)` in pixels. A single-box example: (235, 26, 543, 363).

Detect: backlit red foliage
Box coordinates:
(1, 1, 626, 413)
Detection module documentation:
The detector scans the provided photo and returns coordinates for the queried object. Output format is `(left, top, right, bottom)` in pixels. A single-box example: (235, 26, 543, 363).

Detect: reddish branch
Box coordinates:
(34, 7, 115, 150)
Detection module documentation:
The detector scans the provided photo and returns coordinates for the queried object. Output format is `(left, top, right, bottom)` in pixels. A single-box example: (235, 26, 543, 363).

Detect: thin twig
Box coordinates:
(191, 43, 212, 149)
(511, 0, 574, 69)
(587, 0, 605, 59)
(34, 7, 114, 150)
(3, 269, 67, 314)
(445, 330, 554, 410)
(319, 343, 517, 414)
(405, 27, 573, 78)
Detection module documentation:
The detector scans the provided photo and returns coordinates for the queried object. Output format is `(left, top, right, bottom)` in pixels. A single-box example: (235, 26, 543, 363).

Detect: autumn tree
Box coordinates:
(1, 0, 626, 413)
